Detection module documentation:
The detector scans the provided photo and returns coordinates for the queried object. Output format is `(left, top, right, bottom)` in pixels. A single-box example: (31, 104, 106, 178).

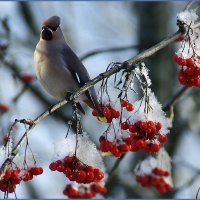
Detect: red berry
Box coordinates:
(129, 124, 137, 132)
(5, 169, 12, 178)
(85, 192, 94, 198)
(119, 143, 130, 152)
(175, 35, 185, 42)
(68, 173, 76, 181)
(136, 175, 143, 183)
(105, 141, 114, 151)
(86, 171, 94, 181)
(94, 169, 104, 181)
(158, 134, 168, 143)
(0, 104, 9, 113)
(139, 122, 147, 130)
(8, 184, 15, 193)
(130, 143, 139, 152)
(64, 156, 73, 164)
(86, 166, 94, 172)
(151, 143, 160, 152)
(92, 110, 97, 116)
(110, 147, 122, 157)
(64, 167, 72, 176)
(120, 99, 128, 107)
(136, 139, 146, 149)
(11, 170, 19, 179)
(121, 121, 129, 130)
(173, 54, 179, 63)
(163, 171, 170, 177)
(111, 109, 120, 118)
(126, 103, 134, 111)
(23, 172, 33, 182)
(56, 164, 64, 172)
(124, 137, 133, 144)
(152, 167, 159, 175)
(100, 140, 108, 152)
(103, 107, 111, 119)
(186, 58, 194, 67)
(76, 170, 86, 182)
(21, 74, 34, 83)
(37, 167, 43, 175)
(49, 162, 57, 171)
(165, 183, 172, 190)
(158, 186, 167, 193)
(156, 122, 162, 131)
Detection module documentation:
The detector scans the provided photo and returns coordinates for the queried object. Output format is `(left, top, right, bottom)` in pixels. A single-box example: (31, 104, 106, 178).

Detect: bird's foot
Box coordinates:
(65, 92, 73, 102)
(48, 105, 54, 115)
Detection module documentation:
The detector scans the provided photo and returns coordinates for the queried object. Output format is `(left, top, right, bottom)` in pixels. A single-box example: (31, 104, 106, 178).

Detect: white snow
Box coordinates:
(53, 132, 106, 173)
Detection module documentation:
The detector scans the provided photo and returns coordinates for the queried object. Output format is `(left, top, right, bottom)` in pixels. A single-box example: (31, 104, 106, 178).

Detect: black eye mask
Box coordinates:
(41, 26, 53, 41)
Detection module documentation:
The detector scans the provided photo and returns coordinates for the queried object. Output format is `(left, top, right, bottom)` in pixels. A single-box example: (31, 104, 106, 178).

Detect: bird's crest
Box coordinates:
(42, 16, 60, 31)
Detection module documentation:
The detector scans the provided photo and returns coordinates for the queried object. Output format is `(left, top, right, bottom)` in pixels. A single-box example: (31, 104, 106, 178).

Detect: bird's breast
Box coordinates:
(34, 45, 81, 101)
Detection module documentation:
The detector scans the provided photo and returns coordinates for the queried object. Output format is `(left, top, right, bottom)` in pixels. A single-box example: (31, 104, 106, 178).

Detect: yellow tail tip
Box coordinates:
(98, 116, 107, 123)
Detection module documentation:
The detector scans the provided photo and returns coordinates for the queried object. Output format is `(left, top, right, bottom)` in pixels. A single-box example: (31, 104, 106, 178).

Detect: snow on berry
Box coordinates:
(174, 10, 200, 88)
(50, 132, 106, 184)
(63, 181, 107, 199)
(124, 92, 170, 154)
(135, 148, 173, 193)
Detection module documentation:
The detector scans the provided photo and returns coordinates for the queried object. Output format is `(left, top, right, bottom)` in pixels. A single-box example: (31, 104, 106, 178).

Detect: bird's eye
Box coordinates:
(41, 26, 53, 41)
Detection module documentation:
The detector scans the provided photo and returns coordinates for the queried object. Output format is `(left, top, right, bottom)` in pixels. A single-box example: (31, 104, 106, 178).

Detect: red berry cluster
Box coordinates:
(92, 103, 120, 123)
(22, 166, 43, 182)
(122, 120, 167, 153)
(20, 74, 35, 83)
(0, 104, 9, 113)
(0, 166, 43, 193)
(99, 136, 131, 158)
(0, 168, 20, 193)
(63, 183, 107, 199)
(99, 121, 167, 157)
(174, 55, 200, 88)
(120, 99, 134, 111)
(136, 167, 171, 193)
(49, 155, 104, 184)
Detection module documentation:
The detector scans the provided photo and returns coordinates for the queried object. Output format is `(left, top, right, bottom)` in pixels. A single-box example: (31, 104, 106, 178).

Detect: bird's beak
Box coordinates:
(41, 26, 53, 40)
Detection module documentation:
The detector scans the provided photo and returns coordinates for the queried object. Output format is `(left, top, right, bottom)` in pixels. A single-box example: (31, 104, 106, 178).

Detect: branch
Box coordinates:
(163, 86, 189, 112)
(80, 44, 138, 61)
(0, 26, 191, 179)
(171, 161, 200, 194)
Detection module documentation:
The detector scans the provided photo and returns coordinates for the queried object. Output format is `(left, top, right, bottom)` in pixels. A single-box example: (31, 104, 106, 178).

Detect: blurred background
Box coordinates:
(0, 1, 200, 198)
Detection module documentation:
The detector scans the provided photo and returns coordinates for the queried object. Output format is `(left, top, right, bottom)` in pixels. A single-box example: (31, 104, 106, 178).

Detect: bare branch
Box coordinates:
(163, 86, 189, 112)
(80, 44, 138, 61)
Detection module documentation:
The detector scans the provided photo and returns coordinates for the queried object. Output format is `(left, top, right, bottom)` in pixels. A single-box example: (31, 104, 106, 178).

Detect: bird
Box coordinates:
(34, 16, 102, 116)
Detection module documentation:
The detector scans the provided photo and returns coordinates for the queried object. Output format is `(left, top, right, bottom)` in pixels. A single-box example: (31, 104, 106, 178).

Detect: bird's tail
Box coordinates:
(83, 87, 103, 117)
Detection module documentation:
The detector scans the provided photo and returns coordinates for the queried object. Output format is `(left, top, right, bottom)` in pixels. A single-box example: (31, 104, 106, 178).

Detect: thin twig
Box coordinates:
(163, 86, 189, 112)
(80, 45, 138, 61)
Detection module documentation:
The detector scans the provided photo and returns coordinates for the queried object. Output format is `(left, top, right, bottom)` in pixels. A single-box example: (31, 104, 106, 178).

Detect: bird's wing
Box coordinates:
(61, 44, 102, 116)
